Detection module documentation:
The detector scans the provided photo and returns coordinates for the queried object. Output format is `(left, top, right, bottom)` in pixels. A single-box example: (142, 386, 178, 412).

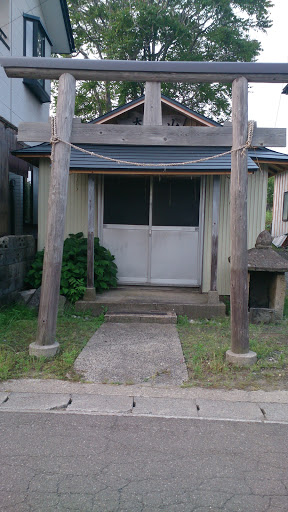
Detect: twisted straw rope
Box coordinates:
(50, 116, 255, 167)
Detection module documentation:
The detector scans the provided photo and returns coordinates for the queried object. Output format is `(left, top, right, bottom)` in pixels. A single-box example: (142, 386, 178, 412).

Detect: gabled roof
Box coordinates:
(91, 94, 221, 127)
(41, 0, 75, 53)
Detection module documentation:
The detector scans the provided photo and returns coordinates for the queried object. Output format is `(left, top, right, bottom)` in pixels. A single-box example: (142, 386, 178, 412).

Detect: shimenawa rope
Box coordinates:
(50, 116, 255, 167)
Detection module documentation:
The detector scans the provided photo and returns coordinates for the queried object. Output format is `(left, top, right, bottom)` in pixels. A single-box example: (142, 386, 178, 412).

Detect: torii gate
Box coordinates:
(1, 58, 287, 364)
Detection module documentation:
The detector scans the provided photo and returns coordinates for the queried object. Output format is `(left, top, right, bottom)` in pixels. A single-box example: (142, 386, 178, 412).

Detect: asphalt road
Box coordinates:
(1, 412, 288, 512)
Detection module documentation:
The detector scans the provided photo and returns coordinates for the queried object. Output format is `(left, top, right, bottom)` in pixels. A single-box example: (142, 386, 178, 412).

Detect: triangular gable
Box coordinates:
(91, 95, 220, 128)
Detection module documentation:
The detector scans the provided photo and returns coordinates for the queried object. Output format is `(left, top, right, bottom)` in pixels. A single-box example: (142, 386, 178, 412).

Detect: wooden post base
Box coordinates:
(226, 349, 257, 366)
(29, 341, 59, 358)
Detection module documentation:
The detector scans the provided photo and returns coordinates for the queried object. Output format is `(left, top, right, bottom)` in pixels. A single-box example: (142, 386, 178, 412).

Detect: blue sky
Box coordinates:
(248, 0, 288, 153)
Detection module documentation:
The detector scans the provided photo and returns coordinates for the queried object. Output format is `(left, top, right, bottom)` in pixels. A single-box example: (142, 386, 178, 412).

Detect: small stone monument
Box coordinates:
(248, 230, 288, 323)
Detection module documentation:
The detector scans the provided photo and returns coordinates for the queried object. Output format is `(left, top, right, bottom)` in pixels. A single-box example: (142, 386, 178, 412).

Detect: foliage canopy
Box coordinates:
(64, 0, 273, 121)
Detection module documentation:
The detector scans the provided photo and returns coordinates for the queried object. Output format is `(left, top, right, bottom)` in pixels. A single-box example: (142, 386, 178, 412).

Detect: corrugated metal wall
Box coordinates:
(38, 160, 97, 250)
(272, 172, 288, 237)
(202, 168, 268, 295)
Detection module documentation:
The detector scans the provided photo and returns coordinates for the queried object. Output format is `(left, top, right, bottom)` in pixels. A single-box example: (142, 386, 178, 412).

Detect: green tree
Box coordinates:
(65, 0, 272, 121)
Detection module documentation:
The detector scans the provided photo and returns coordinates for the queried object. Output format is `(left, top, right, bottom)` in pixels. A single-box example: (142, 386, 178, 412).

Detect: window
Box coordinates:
(283, 191, 288, 222)
(23, 14, 52, 103)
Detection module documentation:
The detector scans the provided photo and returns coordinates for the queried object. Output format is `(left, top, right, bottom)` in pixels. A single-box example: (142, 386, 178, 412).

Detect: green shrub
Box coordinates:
(25, 233, 117, 303)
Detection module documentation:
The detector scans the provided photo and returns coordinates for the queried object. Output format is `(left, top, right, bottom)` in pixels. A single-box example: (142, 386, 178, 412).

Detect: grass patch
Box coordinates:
(177, 313, 288, 391)
(0, 303, 104, 382)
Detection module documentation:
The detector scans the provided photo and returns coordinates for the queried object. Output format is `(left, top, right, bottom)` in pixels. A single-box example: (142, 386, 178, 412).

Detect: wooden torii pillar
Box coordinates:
(226, 77, 257, 365)
(1, 58, 287, 361)
(30, 73, 76, 357)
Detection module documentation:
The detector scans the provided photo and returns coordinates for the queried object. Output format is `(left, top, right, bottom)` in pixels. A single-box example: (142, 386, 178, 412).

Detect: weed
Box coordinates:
(177, 315, 288, 390)
(0, 304, 104, 382)
(177, 315, 190, 326)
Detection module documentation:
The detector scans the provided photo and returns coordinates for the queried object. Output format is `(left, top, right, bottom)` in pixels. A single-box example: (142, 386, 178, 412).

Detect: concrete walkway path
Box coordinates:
(74, 322, 188, 386)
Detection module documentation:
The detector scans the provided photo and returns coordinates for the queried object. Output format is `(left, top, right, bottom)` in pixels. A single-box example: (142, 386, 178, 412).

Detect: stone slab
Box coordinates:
(196, 399, 264, 421)
(133, 396, 198, 418)
(74, 323, 188, 385)
(67, 394, 133, 414)
(0, 393, 8, 404)
(0, 393, 71, 411)
(260, 403, 288, 422)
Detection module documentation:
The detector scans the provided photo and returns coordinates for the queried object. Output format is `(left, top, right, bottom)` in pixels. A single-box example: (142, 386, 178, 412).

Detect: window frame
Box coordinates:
(282, 191, 288, 222)
(23, 14, 52, 103)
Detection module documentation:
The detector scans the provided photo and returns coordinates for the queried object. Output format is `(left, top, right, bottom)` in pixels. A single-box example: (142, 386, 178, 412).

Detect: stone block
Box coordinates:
(17, 289, 36, 305)
(58, 295, 66, 313)
(207, 290, 220, 305)
(27, 287, 41, 309)
(270, 273, 286, 320)
(260, 403, 288, 422)
(0, 392, 70, 411)
(133, 397, 198, 418)
(196, 399, 263, 421)
(249, 308, 275, 324)
(67, 394, 133, 414)
(83, 287, 97, 301)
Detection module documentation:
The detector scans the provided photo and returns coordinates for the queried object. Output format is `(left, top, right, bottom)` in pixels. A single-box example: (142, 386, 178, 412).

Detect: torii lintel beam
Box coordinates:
(1, 57, 288, 83)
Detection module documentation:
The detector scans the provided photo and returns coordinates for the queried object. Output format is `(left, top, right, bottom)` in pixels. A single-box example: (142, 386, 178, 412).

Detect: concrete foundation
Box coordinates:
(29, 342, 60, 358)
(226, 350, 257, 366)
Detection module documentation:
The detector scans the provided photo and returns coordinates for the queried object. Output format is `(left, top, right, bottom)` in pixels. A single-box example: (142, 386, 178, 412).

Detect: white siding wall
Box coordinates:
(0, 0, 51, 127)
(38, 161, 97, 251)
(202, 168, 268, 295)
(272, 171, 288, 237)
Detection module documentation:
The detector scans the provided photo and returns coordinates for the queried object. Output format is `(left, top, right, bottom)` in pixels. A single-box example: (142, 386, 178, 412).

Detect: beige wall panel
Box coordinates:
(272, 171, 288, 237)
(38, 160, 98, 250)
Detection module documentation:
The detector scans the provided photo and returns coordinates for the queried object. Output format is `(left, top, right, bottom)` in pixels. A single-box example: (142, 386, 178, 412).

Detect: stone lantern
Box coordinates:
(248, 230, 288, 323)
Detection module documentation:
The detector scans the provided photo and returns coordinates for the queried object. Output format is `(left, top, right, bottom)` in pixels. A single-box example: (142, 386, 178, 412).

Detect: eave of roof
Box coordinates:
(12, 143, 259, 172)
(59, 0, 75, 53)
(41, 0, 75, 53)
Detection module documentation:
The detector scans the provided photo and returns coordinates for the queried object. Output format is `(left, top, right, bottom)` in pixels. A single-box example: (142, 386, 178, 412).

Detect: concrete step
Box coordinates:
(76, 300, 226, 319)
(105, 311, 177, 324)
